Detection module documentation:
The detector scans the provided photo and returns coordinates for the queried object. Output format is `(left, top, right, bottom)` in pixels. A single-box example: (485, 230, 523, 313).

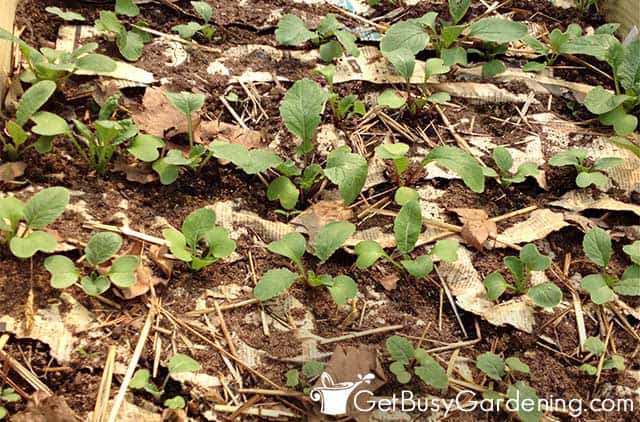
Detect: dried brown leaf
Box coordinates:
(0, 161, 26, 182)
(451, 208, 497, 250)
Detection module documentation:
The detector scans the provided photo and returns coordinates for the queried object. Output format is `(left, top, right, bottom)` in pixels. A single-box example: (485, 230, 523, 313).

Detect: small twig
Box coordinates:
(92, 345, 116, 422)
(237, 388, 303, 397)
(214, 300, 238, 358)
(219, 95, 249, 129)
(433, 266, 468, 338)
(318, 324, 403, 345)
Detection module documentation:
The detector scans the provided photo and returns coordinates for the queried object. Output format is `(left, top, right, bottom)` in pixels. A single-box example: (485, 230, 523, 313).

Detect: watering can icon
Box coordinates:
(309, 372, 375, 416)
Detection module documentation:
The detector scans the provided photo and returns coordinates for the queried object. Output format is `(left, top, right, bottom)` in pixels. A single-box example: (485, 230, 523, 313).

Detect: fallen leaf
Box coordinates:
(113, 157, 158, 184)
(0, 161, 26, 182)
(451, 208, 497, 250)
(313, 345, 386, 417)
(199, 119, 264, 149)
(11, 392, 77, 422)
(290, 199, 353, 243)
(149, 244, 174, 277)
(162, 408, 187, 422)
(380, 272, 400, 291)
(131, 87, 200, 139)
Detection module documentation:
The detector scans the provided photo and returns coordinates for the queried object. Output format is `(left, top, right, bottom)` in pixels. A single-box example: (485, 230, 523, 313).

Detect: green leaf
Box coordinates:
(394, 200, 422, 254)
(268, 232, 306, 269)
(584, 336, 605, 357)
(9, 230, 57, 258)
(377, 90, 406, 108)
(584, 86, 630, 115)
(424, 58, 450, 80)
(581, 274, 614, 304)
(380, 20, 429, 55)
(505, 357, 530, 373)
(276, 14, 315, 46)
(115, 0, 140, 17)
(319, 40, 343, 62)
(95, 11, 124, 34)
(414, 352, 448, 389)
(615, 265, 640, 296)
(285, 369, 299, 387)
(375, 143, 409, 160)
(129, 369, 151, 389)
(335, 30, 359, 57)
(0, 407, 6, 420)
(209, 141, 283, 174)
(504, 256, 525, 284)
(16, 80, 56, 126)
(85, 232, 123, 266)
(385, 48, 416, 83)
(326, 275, 357, 304)
(75, 54, 117, 73)
(548, 149, 587, 167)
(592, 157, 624, 172)
(623, 241, 640, 265)
(116, 30, 144, 61)
(23, 187, 69, 230)
(46, 6, 85, 21)
(144, 383, 163, 400)
(389, 361, 411, 383)
(603, 355, 625, 371)
(507, 381, 541, 422)
(528, 282, 562, 308)
(481, 59, 506, 78)
(302, 361, 324, 378)
(523, 61, 546, 73)
(476, 352, 505, 381)
(484, 272, 507, 301)
(401, 255, 433, 278)
(128, 134, 164, 162)
(448, 0, 470, 23)
(575, 170, 608, 188)
(394, 187, 419, 206)
(431, 239, 459, 262)
(619, 40, 640, 94)
(6, 120, 28, 147)
(354, 240, 386, 269)
(191, 1, 212, 22)
(492, 147, 513, 173)
(427, 92, 450, 104)
(317, 14, 340, 36)
(560, 34, 619, 61)
(168, 353, 201, 373)
(600, 106, 637, 136)
(203, 226, 235, 259)
(424, 146, 485, 193)
(182, 208, 216, 248)
(324, 146, 368, 205)
(280, 78, 327, 155)
(583, 227, 611, 267)
(153, 159, 179, 185)
(173, 22, 203, 40)
(580, 363, 597, 375)
(386, 335, 414, 363)
(313, 221, 355, 263)
(163, 228, 192, 262)
(44, 255, 79, 288)
(164, 91, 205, 117)
(469, 18, 528, 43)
(267, 176, 299, 210)
(30, 111, 69, 136)
(108, 255, 139, 287)
(519, 244, 550, 271)
(0, 197, 24, 234)
(610, 136, 640, 158)
(441, 46, 467, 66)
(81, 275, 110, 296)
(164, 396, 186, 409)
(254, 268, 299, 300)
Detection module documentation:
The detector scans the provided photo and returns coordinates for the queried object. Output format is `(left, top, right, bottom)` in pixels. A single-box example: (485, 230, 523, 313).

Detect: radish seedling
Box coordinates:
(163, 208, 235, 271)
(483, 147, 540, 187)
(0, 388, 20, 420)
(580, 227, 640, 304)
(276, 13, 359, 62)
(279, 78, 328, 155)
(483, 243, 562, 308)
(386, 335, 448, 389)
(314, 65, 366, 121)
(95, 1, 153, 62)
(45, 232, 139, 296)
(0, 29, 116, 84)
(253, 222, 358, 304)
(0, 187, 69, 258)
(579, 336, 625, 375)
(548, 149, 623, 190)
(285, 361, 325, 392)
(355, 197, 459, 279)
(173, 1, 217, 41)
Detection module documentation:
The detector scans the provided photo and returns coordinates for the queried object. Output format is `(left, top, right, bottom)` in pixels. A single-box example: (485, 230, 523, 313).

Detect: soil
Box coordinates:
(2, 0, 639, 421)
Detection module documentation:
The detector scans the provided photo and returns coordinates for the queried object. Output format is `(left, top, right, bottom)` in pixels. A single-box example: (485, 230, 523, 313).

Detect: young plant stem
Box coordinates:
(186, 114, 194, 149)
(66, 133, 91, 166)
(384, 254, 405, 272)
